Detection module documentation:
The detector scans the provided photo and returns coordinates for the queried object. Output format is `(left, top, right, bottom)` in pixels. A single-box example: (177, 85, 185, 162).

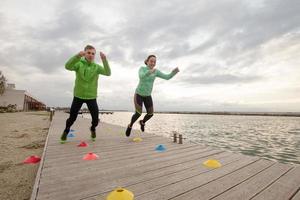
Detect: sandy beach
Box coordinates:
(0, 111, 50, 200)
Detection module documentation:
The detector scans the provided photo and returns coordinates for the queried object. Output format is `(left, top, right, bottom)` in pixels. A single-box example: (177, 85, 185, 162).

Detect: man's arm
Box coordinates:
(97, 52, 111, 76)
(65, 51, 84, 71)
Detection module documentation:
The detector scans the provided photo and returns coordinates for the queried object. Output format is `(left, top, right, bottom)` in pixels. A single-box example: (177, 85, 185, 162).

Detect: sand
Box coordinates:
(0, 111, 50, 200)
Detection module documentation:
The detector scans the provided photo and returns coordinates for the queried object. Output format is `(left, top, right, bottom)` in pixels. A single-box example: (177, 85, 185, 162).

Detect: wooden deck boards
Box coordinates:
(31, 112, 300, 200)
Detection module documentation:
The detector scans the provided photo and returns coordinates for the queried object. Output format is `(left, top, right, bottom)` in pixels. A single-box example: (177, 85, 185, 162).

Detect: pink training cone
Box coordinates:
(83, 152, 99, 160)
(78, 141, 88, 147)
(23, 155, 41, 164)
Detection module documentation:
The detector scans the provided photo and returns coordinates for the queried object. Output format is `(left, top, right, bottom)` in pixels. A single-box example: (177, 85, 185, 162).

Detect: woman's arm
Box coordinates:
(156, 67, 179, 80)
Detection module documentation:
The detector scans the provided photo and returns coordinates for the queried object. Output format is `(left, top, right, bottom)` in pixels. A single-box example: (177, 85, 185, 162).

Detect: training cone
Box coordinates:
(78, 141, 88, 147)
(133, 137, 143, 142)
(67, 133, 75, 138)
(155, 144, 166, 152)
(203, 159, 222, 168)
(83, 152, 99, 160)
(23, 155, 41, 164)
(106, 187, 134, 200)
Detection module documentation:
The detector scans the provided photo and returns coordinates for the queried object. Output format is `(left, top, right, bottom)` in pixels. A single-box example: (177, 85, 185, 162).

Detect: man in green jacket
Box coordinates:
(60, 45, 111, 143)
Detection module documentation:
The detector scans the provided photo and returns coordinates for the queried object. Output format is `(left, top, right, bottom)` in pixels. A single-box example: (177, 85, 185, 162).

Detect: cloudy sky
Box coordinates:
(0, 0, 300, 112)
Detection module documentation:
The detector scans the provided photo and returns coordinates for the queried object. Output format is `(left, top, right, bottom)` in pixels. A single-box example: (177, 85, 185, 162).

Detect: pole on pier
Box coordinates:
(179, 134, 183, 144)
(173, 133, 177, 143)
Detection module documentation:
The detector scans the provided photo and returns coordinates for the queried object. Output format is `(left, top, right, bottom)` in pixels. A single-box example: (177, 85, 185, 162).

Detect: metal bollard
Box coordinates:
(173, 133, 177, 143)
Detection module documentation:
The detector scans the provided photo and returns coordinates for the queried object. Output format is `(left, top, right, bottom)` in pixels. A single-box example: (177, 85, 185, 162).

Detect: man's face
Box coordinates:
(85, 48, 96, 62)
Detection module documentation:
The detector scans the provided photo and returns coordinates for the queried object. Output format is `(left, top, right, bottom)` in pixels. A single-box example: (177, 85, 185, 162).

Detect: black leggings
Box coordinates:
(129, 93, 154, 127)
(64, 96, 99, 132)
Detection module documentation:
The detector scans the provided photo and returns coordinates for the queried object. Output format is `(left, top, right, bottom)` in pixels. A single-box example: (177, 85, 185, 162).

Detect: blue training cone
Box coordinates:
(155, 144, 166, 152)
(67, 133, 75, 138)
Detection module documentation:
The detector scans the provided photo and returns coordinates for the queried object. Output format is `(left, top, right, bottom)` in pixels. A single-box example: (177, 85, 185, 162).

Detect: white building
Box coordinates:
(0, 84, 46, 111)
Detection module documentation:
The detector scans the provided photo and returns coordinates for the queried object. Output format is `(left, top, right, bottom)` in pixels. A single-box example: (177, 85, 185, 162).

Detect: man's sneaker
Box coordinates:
(126, 125, 132, 137)
(90, 128, 96, 141)
(139, 120, 145, 132)
(60, 131, 68, 144)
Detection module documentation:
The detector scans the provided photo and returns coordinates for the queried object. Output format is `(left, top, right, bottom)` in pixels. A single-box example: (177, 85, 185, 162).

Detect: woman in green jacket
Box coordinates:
(126, 55, 179, 137)
(60, 45, 111, 143)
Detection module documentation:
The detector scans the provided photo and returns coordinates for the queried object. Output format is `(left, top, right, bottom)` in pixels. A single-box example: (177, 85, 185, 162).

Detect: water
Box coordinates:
(85, 112, 300, 165)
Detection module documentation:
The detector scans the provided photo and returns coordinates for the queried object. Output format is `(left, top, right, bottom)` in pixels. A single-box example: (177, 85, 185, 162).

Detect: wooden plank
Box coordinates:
(84, 153, 244, 200)
(92, 156, 259, 200)
(251, 166, 300, 200)
(170, 160, 277, 199)
(132, 158, 267, 200)
(38, 148, 220, 193)
(291, 189, 300, 200)
(31, 112, 299, 200)
(39, 151, 233, 200)
(43, 141, 199, 168)
(212, 162, 292, 200)
(40, 144, 210, 178)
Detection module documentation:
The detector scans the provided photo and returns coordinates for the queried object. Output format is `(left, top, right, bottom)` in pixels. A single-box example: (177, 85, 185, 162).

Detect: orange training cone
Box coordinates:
(83, 152, 99, 160)
(78, 141, 88, 147)
(23, 155, 41, 164)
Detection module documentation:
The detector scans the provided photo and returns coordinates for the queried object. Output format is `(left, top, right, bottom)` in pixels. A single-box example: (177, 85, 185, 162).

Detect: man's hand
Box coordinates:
(100, 52, 106, 60)
(77, 51, 85, 57)
(172, 67, 180, 74)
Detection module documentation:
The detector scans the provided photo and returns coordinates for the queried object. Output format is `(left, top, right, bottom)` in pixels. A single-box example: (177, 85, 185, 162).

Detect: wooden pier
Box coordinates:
(31, 112, 300, 200)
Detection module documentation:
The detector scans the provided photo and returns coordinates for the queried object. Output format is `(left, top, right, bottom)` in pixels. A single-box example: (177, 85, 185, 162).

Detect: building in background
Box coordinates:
(0, 83, 46, 111)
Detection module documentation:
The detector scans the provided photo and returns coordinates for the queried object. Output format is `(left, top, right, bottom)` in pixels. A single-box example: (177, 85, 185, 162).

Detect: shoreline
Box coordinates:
(55, 108, 300, 117)
(154, 111, 300, 117)
(80, 110, 300, 117)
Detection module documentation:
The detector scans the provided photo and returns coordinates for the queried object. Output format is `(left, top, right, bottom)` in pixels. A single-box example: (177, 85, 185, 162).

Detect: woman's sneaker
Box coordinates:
(139, 120, 145, 132)
(126, 125, 132, 137)
(90, 127, 96, 141)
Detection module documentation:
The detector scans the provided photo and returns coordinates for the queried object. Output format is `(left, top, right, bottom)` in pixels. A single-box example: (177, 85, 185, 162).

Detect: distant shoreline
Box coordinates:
(154, 111, 300, 117)
(56, 108, 300, 117)
(103, 110, 300, 117)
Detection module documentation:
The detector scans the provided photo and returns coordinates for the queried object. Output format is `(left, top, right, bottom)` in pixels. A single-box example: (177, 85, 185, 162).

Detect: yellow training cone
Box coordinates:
(106, 187, 134, 200)
(133, 137, 143, 142)
(203, 159, 222, 169)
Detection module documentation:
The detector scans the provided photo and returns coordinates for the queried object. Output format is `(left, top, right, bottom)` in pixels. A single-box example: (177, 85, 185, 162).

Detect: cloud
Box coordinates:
(0, 0, 299, 111)
(180, 74, 262, 85)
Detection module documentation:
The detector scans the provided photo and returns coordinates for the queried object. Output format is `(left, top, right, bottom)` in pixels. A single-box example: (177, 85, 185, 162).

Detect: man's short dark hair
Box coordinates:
(84, 45, 95, 51)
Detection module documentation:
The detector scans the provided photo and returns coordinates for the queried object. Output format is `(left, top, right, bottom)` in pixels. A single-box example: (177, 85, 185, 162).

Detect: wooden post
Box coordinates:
(173, 133, 177, 143)
(49, 109, 55, 121)
(50, 111, 53, 121)
(179, 134, 183, 144)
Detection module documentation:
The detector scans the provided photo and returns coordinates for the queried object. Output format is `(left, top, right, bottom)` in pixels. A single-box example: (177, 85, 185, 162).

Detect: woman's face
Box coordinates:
(147, 57, 156, 69)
